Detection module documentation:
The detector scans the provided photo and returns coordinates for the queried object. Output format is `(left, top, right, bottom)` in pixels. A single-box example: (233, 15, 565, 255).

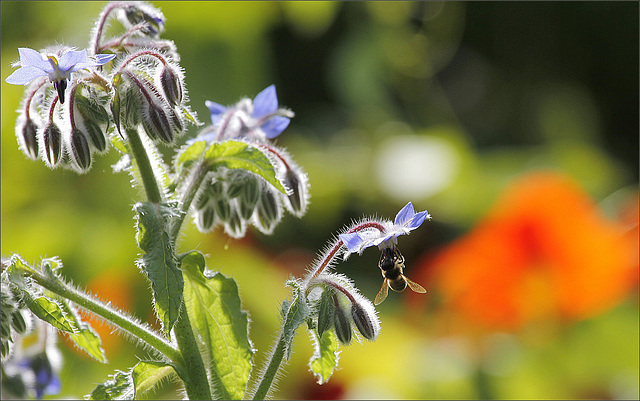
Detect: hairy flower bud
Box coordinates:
(70, 129, 92, 171)
(283, 167, 309, 217)
(141, 101, 173, 143)
(333, 297, 352, 345)
(224, 204, 246, 238)
(239, 175, 260, 220)
(124, 2, 165, 37)
(351, 300, 380, 341)
(196, 205, 216, 232)
(160, 65, 183, 106)
(214, 197, 231, 222)
(18, 117, 39, 160)
(42, 123, 62, 167)
(254, 185, 282, 234)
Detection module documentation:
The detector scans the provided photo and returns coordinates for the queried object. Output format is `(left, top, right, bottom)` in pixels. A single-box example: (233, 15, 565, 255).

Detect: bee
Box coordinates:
(374, 246, 426, 305)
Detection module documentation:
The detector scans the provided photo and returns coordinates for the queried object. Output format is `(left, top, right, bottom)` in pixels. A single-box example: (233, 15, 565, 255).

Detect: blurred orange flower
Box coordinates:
(420, 172, 638, 331)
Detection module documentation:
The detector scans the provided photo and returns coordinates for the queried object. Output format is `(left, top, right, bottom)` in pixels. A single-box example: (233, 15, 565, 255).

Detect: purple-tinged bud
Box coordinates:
(70, 129, 92, 171)
(333, 297, 352, 345)
(160, 65, 183, 106)
(18, 117, 39, 160)
(317, 288, 335, 338)
(141, 102, 173, 143)
(124, 3, 165, 37)
(351, 300, 380, 341)
(283, 167, 309, 217)
(42, 123, 62, 167)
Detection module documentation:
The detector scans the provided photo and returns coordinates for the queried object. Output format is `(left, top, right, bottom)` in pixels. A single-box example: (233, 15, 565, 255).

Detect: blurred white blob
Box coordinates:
(376, 134, 460, 201)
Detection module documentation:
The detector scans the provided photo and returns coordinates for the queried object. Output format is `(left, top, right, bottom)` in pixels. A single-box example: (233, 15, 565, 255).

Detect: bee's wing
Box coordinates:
(405, 276, 427, 294)
(374, 279, 389, 305)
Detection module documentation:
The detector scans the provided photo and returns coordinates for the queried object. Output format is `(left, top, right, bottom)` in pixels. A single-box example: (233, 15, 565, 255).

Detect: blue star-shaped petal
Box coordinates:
(339, 202, 431, 255)
(5, 47, 115, 103)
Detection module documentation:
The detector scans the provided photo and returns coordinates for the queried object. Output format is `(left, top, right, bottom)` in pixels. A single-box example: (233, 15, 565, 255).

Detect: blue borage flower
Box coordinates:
(5, 47, 115, 103)
(339, 202, 431, 256)
(189, 85, 293, 144)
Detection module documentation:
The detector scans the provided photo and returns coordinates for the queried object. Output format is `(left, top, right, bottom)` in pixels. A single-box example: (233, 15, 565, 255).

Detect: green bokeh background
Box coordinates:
(1, 2, 638, 399)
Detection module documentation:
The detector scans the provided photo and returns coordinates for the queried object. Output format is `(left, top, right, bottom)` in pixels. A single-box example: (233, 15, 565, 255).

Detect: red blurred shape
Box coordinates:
(421, 172, 638, 331)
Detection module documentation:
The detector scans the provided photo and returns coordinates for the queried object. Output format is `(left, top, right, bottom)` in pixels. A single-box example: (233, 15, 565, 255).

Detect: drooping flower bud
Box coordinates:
(333, 296, 352, 345)
(42, 123, 62, 167)
(283, 167, 309, 217)
(18, 117, 39, 160)
(239, 175, 260, 220)
(196, 205, 216, 232)
(351, 299, 380, 341)
(254, 184, 282, 234)
(224, 203, 246, 238)
(124, 2, 165, 37)
(141, 101, 174, 143)
(159, 65, 183, 107)
(213, 197, 231, 222)
(69, 129, 92, 171)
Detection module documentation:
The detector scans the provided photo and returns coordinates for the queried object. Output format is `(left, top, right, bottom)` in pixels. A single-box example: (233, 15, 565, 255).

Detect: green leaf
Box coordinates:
(181, 251, 253, 400)
(134, 202, 184, 336)
(67, 321, 107, 363)
(88, 370, 134, 400)
(131, 360, 177, 396)
(204, 140, 287, 194)
(281, 280, 311, 360)
(175, 140, 207, 173)
(54, 299, 107, 363)
(309, 330, 340, 384)
(24, 296, 75, 333)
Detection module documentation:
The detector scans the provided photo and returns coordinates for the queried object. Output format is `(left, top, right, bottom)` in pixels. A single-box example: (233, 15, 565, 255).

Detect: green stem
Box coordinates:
(252, 331, 287, 400)
(170, 161, 209, 240)
(173, 303, 213, 400)
(252, 299, 304, 400)
(23, 268, 180, 363)
(125, 126, 212, 398)
(126, 127, 162, 204)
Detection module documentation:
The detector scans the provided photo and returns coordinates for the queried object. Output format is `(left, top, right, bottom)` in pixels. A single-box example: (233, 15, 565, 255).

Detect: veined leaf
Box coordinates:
(175, 139, 207, 173)
(88, 361, 177, 400)
(181, 251, 253, 400)
(131, 360, 177, 396)
(204, 140, 286, 194)
(88, 370, 134, 400)
(24, 296, 75, 333)
(134, 202, 183, 336)
(309, 330, 340, 385)
(55, 299, 107, 363)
